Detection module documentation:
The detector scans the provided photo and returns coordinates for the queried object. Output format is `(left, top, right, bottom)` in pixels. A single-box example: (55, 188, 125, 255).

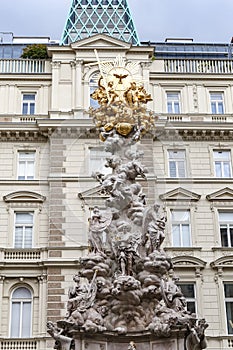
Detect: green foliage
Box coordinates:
(21, 44, 49, 59)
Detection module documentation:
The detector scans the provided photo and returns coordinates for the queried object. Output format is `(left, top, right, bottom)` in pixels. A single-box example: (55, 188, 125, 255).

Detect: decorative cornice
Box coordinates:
(206, 187, 233, 201)
(160, 187, 201, 202)
(3, 191, 46, 203)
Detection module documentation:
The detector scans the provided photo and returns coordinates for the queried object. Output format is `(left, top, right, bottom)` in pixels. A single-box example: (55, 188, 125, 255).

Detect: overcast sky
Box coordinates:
(0, 0, 233, 43)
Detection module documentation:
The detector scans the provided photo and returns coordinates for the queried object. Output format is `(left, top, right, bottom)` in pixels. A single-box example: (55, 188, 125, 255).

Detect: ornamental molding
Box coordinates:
(160, 187, 201, 202)
(206, 187, 233, 201)
(211, 255, 233, 269)
(71, 34, 131, 50)
(0, 130, 46, 142)
(78, 185, 109, 209)
(3, 191, 46, 203)
(172, 255, 206, 268)
(153, 128, 233, 142)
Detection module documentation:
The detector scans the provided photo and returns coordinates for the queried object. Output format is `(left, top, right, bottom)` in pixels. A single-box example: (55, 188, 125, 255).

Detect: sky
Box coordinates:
(0, 0, 233, 43)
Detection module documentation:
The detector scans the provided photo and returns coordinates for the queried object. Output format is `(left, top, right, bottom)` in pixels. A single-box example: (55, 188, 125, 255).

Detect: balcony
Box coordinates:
(0, 339, 37, 350)
(164, 58, 233, 73)
(0, 59, 51, 74)
(152, 58, 233, 74)
(0, 248, 47, 262)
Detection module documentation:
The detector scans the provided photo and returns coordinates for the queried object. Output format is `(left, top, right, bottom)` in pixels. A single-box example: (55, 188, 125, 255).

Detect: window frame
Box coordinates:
(170, 209, 192, 247)
(218, 211, 233, 248)
(168, 149, 186, 178)
(89, 72, 100, 109)
(213, 149, 232, 178)
(9, 286, 33, 338)
(210, 92, 224, 114)
(166, 91, 181, 114)
(13, 212, 34, 249)
(224, 282, 233, 335)
(17, 151, 36, 180)
(87, 144, 112, 176)
(177, 282, 197, 315)
(21, 93, 36, 115)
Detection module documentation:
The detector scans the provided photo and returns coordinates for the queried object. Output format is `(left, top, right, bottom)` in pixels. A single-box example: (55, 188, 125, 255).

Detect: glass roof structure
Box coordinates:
(60, 0, 140, 45)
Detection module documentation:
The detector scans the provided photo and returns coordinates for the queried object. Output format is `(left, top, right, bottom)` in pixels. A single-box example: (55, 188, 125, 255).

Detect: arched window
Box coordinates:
(90, 72, 100, 108)
(10, 287, 32, 338)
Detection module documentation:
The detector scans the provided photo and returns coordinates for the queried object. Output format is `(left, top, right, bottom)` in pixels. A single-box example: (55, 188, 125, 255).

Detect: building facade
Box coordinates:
(0, 2, 233, 350)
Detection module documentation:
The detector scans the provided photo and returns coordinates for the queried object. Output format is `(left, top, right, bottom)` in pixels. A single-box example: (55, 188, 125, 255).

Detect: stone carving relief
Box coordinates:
(48, 56, 208, 350)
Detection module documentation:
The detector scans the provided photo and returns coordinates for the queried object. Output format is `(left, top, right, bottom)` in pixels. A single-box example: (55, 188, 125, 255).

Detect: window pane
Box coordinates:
(172, 225, 181, 246)
(215, 162, 222, 177)
(23, 94, 35, 101)
(15, 227, 23, 248)
(218, 102, 224, 114)
(16, 213, 33, 224)
(11, 302, 20, 337)
(219, 212, 233, 221)
(230, 228, 233, 247)
(186, 301, 196, 314)
(223, 162, 231, 177)
(177, 160, 186, 177)
(24, 227, 33, 248)
(22, 103, 28, 115)
(220, 226, 229, 247)
(29, 103, 35, 115)
(13, 288, 31, 299)
(169, 161, 177, 177)
(179, 284, 194, 298)
(226, 302, 233, 334)
(182, 224, 191, 246)
(174, 102, 180, 113)
(22, 302, 31, 337)
(225, 284, 233, 298)
(167, 102, 173, 113)
(172, 210, 189, 222)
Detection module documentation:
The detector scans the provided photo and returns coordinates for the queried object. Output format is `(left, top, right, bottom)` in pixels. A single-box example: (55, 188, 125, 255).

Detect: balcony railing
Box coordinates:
(0, 59, 51, 74)
(164, 59, 233, 73)
(0, 248, 46, 261)
(0, 339, 37, 350)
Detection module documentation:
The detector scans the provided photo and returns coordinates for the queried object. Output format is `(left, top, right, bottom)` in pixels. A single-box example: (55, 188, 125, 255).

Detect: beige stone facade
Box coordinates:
(0, 34, 232, 349)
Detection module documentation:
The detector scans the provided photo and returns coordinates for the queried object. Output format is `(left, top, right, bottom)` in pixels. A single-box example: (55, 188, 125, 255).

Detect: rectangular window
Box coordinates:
(167, 92, 180, 114)
(22, 94, 35, 115)
(14, 212, 33, 248)
(210, 92, 224, 114)
(219, 212, 233, 247)
(171, 210, 191, 247)
(178, 283, 196, 314)
(168, 150, 186, 178)
(17, 151, 35, 180)
(89, 147, 111, 176)
(213, 150, 232, 178)
(224, 283, 233, 334)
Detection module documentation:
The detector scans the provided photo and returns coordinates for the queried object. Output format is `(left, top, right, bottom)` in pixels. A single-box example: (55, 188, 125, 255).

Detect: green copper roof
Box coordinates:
(61, 0, 140, 45)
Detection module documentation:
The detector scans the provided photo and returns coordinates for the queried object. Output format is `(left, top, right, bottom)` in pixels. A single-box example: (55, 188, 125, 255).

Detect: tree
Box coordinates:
(21, 44, 49, 59)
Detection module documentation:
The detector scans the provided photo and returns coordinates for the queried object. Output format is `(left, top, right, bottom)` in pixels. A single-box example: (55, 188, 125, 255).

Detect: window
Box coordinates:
(90, 73, 100, 108)
(224, 283, 233, 334)
(213, 150, 232, 178)
(210, 92, 224, 114)
(22, 94, 36, 115)
(178, 283, 196, 314)
(10, 287, 32, 338)
(89, 146, 111, 176)
(17, 151, 35, 180)
(171, 210, 191, 247)
(166, 92, 180, 113)
(168, 150, 186, 178)
(14, 212, 33, 248)
(219, 212, 233, 247)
